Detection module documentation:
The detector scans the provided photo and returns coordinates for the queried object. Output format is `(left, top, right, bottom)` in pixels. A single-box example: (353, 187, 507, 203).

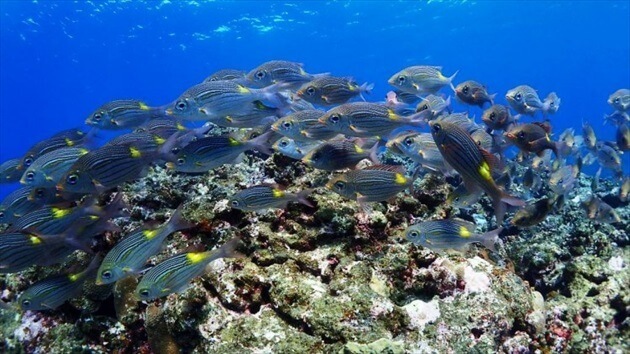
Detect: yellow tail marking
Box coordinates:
(130, 147, 142, 158)
(237, 85, 251, 94)
(459, 226, 472, 238)
(228, 137, 241, 146)
(29, 235, 42, 245)
(354, 144, 364, 153)
(51, 207, 71, 219)
(272, 189, 285, 198)
(394, 173, 407, 185)
(139, 102, 150, 110)
(478, 161, 492, 182)
(65, 138, 75, 147)
(186, 252, 209, 264)
(387, 109, 400, 121)
(143, 229, 159, 240)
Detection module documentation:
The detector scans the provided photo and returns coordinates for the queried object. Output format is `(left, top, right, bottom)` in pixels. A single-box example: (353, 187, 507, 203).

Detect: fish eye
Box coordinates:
(255, 71, 265, 79)
(462, 85, 469, 95)
(139, 289, 150, 298)
(282, 121, 292, 129)
(177, 158, 185, 165)
(488, 112, 496, 121)
(93, 112, 102, 122)
(101, 270, 112, 279)
(454, 196, 461, 202)
(231, 200, 239, 207)
(35, 189, 45, 198)
(397, 76, 406, 84)
(419, 104, 428, 112)
(0, 211, 4, 218)
(432, 123, 441, 133)
(334, 181, 345, 190)
(614, 98, 619, 104)
(517, 131, 526, 139)
(175, 100, 188, 111)
(24, 157, 33, 167)
(312, 152, 321, 161)
(306, 87, 316, 95)
(404, 137, 414, 146)
(558, 178, 563, 184)
(26, 172, 35, 181)
(279, 141, 288, 147)
(329, 114, 340, 123)
(67, 173, 79, 185)
(21, 299, 31, 308)
(408, 230, 419, 238)
(515, 93, 522, 101)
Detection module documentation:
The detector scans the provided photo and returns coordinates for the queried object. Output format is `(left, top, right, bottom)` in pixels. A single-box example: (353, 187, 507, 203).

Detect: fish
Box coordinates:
(18, 256, 101, 311)
(434, 112, 477, 133)
(392, 90, 422, 104)
(210, 100, 280, 128)
(229, 185, 313, 211)
(19, 129, 91, 170)
(204, 69, 246, 82)
(388, 66, 458, 95)
(557, 128, 583, 157)
(454, 80, 496, 107)
(57, 144, 158, 194)
(296, 76, 373, 105)
(386, 132, 453, 175)
(604, 110, 630, 127)
(582, 195, 621, 224)
(245, 60, 326, 88)
(522, 167, 542, 191)
(595, 143, 622, 176)
(511, 197, 557, 228)
(405, 219, 502, 252)
(542, 92, 561, 115)
(96, 206, 194, 285)
(20, 147, 89, 188)
(135, 118, 188, 136)
(505, 85, 544, 116)
(105, 131, 170, 154)
(481, 105, 516, 132)
(619, 176, 630, 202)
(582, 121, 597, 150)
(302, 139, 379, 171)
(548, 165, 576, 196)
(85, 100, 165, 130)
(270, 110, 337, 142)
(415, 95, 451, 120)
(135, 237, 242, 301)
(616, 122, 630, 151)
(165, 131, 273, 173)
(0, 231, 83, 274)
(608, 88, 630, 112)
(326, 165, 414, 208)
(165, 81, 288, 121)
(470, 129, 496, 152)
(445, 183, 482, 210)
(0, 158, 23, 183)
(430, 121, 524, 225)
(272, 137, 318, 160)
(318, 102, 425, 138)
(504, 123, 559, 157)
(0, 187, 40, 225)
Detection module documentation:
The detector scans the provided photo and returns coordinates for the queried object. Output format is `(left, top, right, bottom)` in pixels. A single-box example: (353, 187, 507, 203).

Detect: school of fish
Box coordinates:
(0, 60, 627, 312)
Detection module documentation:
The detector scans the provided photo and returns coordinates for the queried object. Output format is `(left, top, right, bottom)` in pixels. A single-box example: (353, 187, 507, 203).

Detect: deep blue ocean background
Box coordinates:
(1, 0, 629, 199)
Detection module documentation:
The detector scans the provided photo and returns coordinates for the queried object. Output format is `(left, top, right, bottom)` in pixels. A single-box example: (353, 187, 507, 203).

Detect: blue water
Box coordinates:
(1, 0, 629, 199)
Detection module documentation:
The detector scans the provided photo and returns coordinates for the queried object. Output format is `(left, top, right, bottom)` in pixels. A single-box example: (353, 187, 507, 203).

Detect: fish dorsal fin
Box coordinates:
(363, 164, 405, 173)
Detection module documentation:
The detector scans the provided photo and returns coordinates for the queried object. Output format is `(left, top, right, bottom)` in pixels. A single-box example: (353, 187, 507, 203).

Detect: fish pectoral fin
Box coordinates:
(349, 125, 367, 134)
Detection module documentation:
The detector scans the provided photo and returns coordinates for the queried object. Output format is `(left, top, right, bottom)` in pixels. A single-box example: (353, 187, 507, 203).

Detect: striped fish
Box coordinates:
(0, 158, 22, 183)
(482, 105, 515, 131)
(166, 132, 272, 173)
(272, 137, 318, 160)
(135, 237, 241, 301)
(209, 100, 280, 128)
(415, 94, 451, 120)
(245, 60, 324, 88)
(505, 85, 544, 116)
(85, 99, 165, 130)
(229, 185, 313, 211)
(135, 118, 187, 136)
(302, 139, 378, 171)
(386, 132, 453, 175)
(319, 102, 425, 138)
(96, 206, 193, 285)
(0, 187, 40, 225)
(455, 80, 496, 108)
(19, 129, 90, 170)
(57, 144, 157, 194)
(430, 121, 524, 225)
(20, 147, 89, 188)
(203, 68, 246, 82)
(296, 76, 373, 106)
(0, 232, 72, 274)
(405, 219, 502, 251)
(106, 131, 169, 154)
(388, 66, 458, 95)
(271, 110, 337, 142)
(165, 81, 287, 121)
(326, 165, 414, 207)
(18, 256, 101, 311)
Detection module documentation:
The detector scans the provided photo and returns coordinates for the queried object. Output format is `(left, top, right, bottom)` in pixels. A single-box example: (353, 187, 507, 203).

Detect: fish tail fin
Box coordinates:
(296, 189, 315, 208)
(248, 130, 275, 155)
(448, 70, 459, 91)
(493, 192, 524, 226)
(480, 227, 503, 252)
(368, 140, 381, 164)
(489, 93, 497, 105)
(359, 82, 375, 102)
(165, 204, 195, 234)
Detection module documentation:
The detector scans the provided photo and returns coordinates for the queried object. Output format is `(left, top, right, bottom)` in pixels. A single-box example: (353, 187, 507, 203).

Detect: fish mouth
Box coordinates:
(270, 124, 279, 132)
(165, 108, 174, 115)
(504, 132, 516, 139)
(55, 184, 64, 192)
